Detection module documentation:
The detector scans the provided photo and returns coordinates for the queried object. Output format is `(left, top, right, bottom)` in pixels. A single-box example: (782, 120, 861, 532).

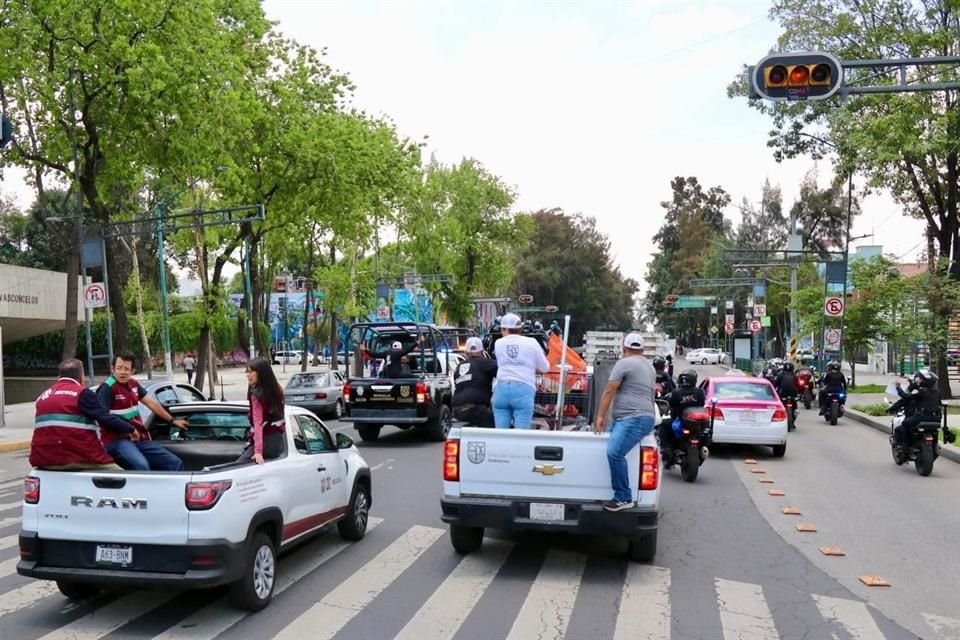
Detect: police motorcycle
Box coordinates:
(656, 370, 711, 483)
(886, 371, 955, 476)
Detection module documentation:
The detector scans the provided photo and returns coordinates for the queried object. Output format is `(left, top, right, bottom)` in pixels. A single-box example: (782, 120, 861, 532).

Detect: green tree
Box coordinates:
(844, 255, 904, 386)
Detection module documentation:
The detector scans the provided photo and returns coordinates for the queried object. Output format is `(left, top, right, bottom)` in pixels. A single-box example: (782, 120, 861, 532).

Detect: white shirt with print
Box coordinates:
(494, 335, 550, 390)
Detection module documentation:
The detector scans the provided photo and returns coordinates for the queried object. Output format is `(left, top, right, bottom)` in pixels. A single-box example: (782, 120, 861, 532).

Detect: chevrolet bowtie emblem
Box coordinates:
(533, 464, 564, 476)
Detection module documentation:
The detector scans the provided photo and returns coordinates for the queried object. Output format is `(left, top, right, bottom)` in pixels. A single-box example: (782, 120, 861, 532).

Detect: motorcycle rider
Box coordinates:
(774, 361, 799, 400)
(653, 355, 676, 397)
(665, 354, 675, 378)
(661, 369, 705, 464)
(889, 369, 943, 453)
(818, 360, 847, 414)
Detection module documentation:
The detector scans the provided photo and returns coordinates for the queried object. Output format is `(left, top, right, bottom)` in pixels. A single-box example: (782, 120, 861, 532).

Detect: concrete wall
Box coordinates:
(0, 264, 84, 343)
(3, 376, 53, 404)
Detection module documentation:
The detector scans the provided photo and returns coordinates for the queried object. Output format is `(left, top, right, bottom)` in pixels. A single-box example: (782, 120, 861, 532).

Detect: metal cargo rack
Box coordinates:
(534, 371, 594, 430)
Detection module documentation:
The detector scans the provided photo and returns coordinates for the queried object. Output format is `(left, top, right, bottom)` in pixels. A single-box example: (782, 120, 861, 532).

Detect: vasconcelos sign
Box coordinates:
(0, 293, 40, 305)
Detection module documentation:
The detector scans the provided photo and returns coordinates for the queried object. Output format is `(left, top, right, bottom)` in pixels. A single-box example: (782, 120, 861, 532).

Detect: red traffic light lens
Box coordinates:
(788, 66, 809, 85)
(766, 65, 787, 86)
(810, 63, 830, 84)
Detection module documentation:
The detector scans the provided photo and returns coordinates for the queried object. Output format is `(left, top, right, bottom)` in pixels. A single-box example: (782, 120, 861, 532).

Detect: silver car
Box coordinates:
(285, 370, 346, 419)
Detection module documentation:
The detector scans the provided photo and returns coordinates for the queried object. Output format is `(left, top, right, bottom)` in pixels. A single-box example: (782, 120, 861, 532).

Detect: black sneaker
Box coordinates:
(603, 500, 636, 512)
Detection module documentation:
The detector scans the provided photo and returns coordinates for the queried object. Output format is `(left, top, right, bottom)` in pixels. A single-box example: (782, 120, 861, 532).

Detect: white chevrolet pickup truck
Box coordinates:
(17, 402, 371, 611)
(440, 404, 663, 562)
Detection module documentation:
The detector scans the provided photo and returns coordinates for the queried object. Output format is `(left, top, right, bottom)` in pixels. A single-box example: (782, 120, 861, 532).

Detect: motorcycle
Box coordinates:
(656, 400, 711, 483)
(888, 404, 954, 476)
(781, 395, 798, 431)
(822, 389, 846, 425)
(796, 371, 815, 409)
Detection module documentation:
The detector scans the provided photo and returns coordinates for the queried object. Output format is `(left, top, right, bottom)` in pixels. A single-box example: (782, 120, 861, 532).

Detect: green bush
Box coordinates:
(851, 403, 890, 417)
(848, 384, 887, 393)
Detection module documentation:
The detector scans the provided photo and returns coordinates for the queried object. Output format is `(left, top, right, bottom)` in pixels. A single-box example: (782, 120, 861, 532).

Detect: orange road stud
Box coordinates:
(820, 546, 846, 556)
(860, 576, 891, 587)
(750, 468, 766, 474)
(759, 478, 775, 483)
(768, 489, 785, 496)
(795, 524, 818, 532)
(744, 459, 757, 464)
(782, 507, 802, 515)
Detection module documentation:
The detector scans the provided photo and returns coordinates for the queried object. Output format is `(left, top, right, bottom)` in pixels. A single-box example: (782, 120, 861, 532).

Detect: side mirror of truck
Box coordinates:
(335, 432, 355, 450)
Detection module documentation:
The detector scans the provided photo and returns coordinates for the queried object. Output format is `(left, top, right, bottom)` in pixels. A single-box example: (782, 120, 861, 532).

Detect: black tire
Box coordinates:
(701, 358, 708, 365)
(829, 404, 839, 426)
(357, 424, 381, 442)
(450, 524, 484, 554)
(891, 442, 906, 466)
(916, 443, 935, 477)
(338, 482, 370, 541)
(803, 394, 812, 410)
(787, 409, 795, 431)
(681, 445, 699, 482)
(627, 530, 657, 562)
(425, 404, 452, 442)
(771, 443, 786, 458)
(331, 399, 344, 420)
(56, 580, 99, 600)
(229, 532, 276, 612)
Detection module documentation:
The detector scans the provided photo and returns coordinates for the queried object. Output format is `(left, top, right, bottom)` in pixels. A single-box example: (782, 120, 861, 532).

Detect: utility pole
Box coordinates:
(789, 210, 799, 358)
(243, 237, 256, 359)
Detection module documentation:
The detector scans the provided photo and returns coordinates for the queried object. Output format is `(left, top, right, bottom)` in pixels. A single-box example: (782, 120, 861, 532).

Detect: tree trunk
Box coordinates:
(850, 360, 856, 389)
(329, 311, 339, 372)
(120, 236, 153, 380)
(62, 230, 81, 360)
(301, 285, 311, 372)
(249, 235, 269, 357)
(106, 238, 130, 353)
(195, 330, 209, 396)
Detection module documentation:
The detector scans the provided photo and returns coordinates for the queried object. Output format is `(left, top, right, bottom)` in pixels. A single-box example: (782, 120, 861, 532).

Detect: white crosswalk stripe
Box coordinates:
(813, 594, 886, 640)
(0, 517, 21, 529)
(0, 533, 18, 550)
(0, 555, 19, 578)
(151, 517, 384, 640)
(716, 578, 780, 640)
(615, 564, 671, 640)
(0, 581, 60, 620)
(395, 539, 513, 640)
(506, 549, 586, 640)
(0, 479, 25, 491)
(274, 524, 444, 640)
(36, 590, 180, 640)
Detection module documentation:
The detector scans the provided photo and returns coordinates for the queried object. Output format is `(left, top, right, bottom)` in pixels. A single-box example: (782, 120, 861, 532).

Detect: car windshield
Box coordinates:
(714, 382, 776, 401)
(162, 411, 251, 441)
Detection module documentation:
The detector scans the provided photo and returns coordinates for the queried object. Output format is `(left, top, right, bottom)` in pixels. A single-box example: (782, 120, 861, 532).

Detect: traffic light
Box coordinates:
(0, 115, 12, 148)
(750, 52, 843, 102)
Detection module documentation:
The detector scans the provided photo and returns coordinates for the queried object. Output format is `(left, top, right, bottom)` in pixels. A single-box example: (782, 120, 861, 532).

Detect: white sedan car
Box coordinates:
(273, 350, 303, 365)
(687, 348, 726, 365)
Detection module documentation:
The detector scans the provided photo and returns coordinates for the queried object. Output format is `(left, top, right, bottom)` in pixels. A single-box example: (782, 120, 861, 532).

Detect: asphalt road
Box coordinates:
(0, 362, 956, 638)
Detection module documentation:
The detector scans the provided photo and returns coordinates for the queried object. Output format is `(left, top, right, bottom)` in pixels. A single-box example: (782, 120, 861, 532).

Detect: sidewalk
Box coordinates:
(0, 361, 344, 452)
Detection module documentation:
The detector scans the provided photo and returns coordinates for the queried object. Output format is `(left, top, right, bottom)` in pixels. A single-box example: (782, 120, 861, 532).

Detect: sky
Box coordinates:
(0, 0, 926, 297)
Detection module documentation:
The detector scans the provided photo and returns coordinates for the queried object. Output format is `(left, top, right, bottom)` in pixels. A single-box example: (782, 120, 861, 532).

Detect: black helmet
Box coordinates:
(652, 355, 666, 371)
(665, 354, 673, 362)
(827, 360, 841, 372)
(677, 369, 698, 387)
(915, 368, 938, 388)
(781, 362, 795, 373)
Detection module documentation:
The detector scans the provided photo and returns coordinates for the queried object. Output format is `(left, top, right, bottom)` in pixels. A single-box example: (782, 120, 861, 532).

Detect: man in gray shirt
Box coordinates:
(594, 332, 658, 511)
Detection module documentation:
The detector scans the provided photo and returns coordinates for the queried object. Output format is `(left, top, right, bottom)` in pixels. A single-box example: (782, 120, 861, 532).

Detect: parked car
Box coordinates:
(796, 348, 816, 365)
(93, 379, 211, 425)
(700, 376, 788, 457)
(688, 348, 726, 365)
(19, 402, 372, 612)
(273, 350, 302, 365)
(286, 370, 346, 419)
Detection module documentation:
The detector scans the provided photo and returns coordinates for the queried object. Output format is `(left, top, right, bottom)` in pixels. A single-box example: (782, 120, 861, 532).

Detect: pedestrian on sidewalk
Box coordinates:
(594, 332, 658, 512)
(183, 353, 196, 385)
(28, 358, 129, 471)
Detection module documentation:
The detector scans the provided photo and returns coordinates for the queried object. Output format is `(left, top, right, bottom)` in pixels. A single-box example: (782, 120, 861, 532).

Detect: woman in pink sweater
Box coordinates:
(238, 357, 286, 464)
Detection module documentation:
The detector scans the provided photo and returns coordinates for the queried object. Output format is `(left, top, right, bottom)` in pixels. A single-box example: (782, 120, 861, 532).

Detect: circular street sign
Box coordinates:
(724, 322, 735, 336)
(824, 296, 844, 317)
(544, 304, 559, 313)
(749, 319, 762, 333)
(518, 294, 534, 305)
(83, 282, 107, 309)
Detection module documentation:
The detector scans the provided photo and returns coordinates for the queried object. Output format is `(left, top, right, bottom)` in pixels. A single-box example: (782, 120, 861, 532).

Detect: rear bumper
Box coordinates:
(16, 531, 246, 588)
(712, 422, 787, 445)
(342, 416, 428, 424)
(288, 399, 337, 413)
(440, 497, 658, 537)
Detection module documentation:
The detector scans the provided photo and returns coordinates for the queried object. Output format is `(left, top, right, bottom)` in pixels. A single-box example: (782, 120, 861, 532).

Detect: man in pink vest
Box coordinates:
(96, 352, 187, 471)
(29, 359, 131, 470)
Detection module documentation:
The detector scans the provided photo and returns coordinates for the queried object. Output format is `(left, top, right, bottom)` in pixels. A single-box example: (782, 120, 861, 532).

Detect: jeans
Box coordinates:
(607, 415, 656, 502)
(107, 439, 184, 471)
(186, 369, 194, 385)
(492, 381, 536, 429)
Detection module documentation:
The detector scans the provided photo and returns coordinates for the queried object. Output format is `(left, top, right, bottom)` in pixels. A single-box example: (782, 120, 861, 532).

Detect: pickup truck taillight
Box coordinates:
(343, 384, 351, 403)
(24, 477, 40, 504)
(443, 439, 460, 481)
(640, 446, 658, 490)
(415, 381, 428, 404)
(185, 480, 232, 510)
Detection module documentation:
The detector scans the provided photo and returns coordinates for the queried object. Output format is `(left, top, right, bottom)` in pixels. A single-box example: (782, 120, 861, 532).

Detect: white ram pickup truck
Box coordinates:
(17, 402, 372, 611)
(440, 405, 663, 562)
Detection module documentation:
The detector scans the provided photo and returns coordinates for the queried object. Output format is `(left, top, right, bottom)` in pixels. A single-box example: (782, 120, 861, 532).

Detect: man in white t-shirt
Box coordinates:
(492, 313, 550, 429)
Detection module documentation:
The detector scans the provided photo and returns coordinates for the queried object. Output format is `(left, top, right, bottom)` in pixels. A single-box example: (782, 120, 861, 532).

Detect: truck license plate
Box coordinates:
(529, 502, 565, 521)
(95, 545, 133, 565)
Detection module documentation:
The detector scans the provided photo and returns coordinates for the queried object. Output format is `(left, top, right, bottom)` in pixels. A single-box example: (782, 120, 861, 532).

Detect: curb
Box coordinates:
(846, 408, 960, 465)
(0, 440, 31, 453)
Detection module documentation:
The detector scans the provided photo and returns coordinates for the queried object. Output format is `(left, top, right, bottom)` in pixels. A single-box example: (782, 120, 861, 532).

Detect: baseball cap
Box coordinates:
(623, 332, 645, 350)
(391, 341, 403, 350)
(500, 313, 521, 329)
(465, 337, 484, 353)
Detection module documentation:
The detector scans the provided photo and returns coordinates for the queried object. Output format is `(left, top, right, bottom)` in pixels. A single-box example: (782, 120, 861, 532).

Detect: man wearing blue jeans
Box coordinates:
(594, 333, 658, 511)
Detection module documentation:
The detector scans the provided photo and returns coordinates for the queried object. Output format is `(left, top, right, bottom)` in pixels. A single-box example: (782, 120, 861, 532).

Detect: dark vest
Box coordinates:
(100, 376, 148, 445)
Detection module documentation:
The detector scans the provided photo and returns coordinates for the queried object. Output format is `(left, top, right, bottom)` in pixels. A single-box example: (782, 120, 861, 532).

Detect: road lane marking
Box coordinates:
(0, 533, 18, 550)
(275, 524, 444, 640)
(506, 549, 586, 640)
(0, 517, 21, 529)
(813, 594, 885, 640)
(0, 479, 25, 491)
(370, 458, 396, 471)
(0, 581, 60, 620)
(152, 518, 384, 640)
(395, 539, 513, 640)
(0, 555, 19, 578)
(614, 564, 671, 640)
(923, 613, 960, 640)
(37, 590, 180, 640)
(716, 578, 779, 640)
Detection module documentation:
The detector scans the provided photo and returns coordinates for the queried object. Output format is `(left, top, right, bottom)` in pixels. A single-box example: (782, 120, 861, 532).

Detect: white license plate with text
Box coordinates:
(292, 395, 306, 401)
(529, 502, 565, 521)
(95, 545, 133, 565)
